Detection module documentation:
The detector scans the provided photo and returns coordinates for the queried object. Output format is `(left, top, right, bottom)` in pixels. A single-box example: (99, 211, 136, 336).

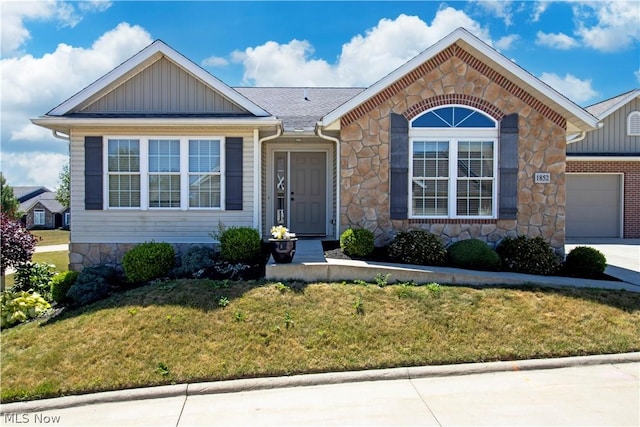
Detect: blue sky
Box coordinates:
(1, 0, 639, 190)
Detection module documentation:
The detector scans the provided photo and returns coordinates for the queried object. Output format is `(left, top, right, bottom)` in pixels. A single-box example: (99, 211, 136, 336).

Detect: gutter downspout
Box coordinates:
(52, 130, 70, 141)
(566, 131, 587, 144)
(316, 124, 340, 240)
(257, 125, 282, 236)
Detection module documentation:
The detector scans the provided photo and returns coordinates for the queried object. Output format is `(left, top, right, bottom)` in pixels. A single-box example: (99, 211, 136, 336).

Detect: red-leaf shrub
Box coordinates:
(1, 213, 37, 273)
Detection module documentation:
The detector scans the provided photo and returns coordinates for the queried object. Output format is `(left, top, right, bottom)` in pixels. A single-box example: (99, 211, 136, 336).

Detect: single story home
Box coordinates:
(14, 187, 71, 230)
(32, 27, 599, 271)
(566, 89, 640, 238)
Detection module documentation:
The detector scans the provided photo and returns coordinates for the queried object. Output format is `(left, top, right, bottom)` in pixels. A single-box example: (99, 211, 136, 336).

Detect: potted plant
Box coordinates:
(269, 225, 297, 263)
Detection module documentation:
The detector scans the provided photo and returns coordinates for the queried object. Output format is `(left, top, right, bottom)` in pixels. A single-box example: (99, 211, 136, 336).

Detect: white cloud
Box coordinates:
(0, 151, 69, 190)
(531, 1, 550, 22)
(233, 8, 491, 87)
(202, 56, 229, 67)
(495, 34, 520, 50)
(539, 72, 599, 104)
(573, 1, 640, 52)
(535, 31, 579, 50)
(471, 0, 515, 26)
(0, 0, 113, 57)
(635, 68, 640, 84)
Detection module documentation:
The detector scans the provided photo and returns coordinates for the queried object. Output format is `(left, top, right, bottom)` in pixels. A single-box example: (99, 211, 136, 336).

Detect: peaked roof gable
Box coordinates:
(320, 27, 599, 133)
(48, 40, 271, 117)
(586, 89, 640, 120)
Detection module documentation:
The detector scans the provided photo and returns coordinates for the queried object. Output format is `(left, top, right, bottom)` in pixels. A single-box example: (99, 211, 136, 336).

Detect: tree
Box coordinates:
(55, 163, 70, 208)
(1, 213, 38, 290)
(1, 173, 20, 220)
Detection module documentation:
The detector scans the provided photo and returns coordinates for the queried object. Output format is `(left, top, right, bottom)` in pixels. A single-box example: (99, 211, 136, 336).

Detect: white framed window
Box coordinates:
(34, 209, 45, 225)
(628, 111, 640, 136)
(409, 105, 498, 219)
(64, 212, 71, 226)
(105, 136, 224, 210)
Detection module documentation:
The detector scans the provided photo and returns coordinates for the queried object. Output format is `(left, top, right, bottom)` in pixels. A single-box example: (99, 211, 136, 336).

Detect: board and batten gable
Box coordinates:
(568, 96, 640, 154)
(76, 57, 249, 115)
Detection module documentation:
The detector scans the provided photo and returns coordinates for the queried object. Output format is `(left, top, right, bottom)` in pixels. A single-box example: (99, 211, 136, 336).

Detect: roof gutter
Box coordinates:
(52, 130, 70, 141)
(32, 116, 282, 128)
(316, 123, 340, 239)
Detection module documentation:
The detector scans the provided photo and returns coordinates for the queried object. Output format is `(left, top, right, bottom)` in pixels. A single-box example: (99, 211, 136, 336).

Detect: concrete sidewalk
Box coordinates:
(2, 353, 639, 426)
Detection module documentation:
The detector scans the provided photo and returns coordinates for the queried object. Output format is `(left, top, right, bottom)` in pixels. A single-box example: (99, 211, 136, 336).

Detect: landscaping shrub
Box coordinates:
(388, 230, 446, 266)
(218, 227, 262, 263)
(174, 246, 216, 278)
(340, 228, 375, 257)
(1, 290, 50, 328)
(564, 246, 607, 278)
(1, 213, 37, 275)
(496, 236, 560, 276)
(50, 270, 79, 303)
(123, 242, 175, 283)
(66, 265, 118, 307)
(11, 262, 55, 301)
(447, 239, 501, 271)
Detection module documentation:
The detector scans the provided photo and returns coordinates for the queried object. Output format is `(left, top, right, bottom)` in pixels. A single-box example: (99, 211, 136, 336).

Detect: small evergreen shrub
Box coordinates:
(66, 265, 118, 307)
(447, 239, 501, 271)
(219, 227, 262, 263)
(340, 228, 375, 257)
(174, 246, 216, 277)
(123, 242, 175, 283)
(388, 230, 446, 266)
(564, 246, 607, 278)
(11, 262, 55, 301)
(50, 270, 79, 304)
(496, 236, 560, 276)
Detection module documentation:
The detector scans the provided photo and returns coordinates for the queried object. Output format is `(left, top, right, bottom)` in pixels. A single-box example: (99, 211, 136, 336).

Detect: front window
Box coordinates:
(189, 139, 221, 208)
(108, 139, 140, 208)
(410, 106, 498, 218)
(34, 209, 45, 225)
(148, 139, 181, 208)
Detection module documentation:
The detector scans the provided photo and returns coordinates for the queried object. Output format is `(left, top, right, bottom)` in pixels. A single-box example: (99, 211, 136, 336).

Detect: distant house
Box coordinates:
(566, 89, 640, 238)
(16, 187, 70, 230)
(31, 28, 599, 271)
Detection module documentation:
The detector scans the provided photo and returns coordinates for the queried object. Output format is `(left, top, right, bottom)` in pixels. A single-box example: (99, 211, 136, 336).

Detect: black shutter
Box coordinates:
(225, 137, 243, 210)
(498, 114, 518, 220)
(84, 136, 103, 210)
(390, 113, 409, 219)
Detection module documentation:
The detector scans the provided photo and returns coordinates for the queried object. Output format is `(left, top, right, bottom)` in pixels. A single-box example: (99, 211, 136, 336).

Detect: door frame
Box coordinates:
(265, 142, 333, 238)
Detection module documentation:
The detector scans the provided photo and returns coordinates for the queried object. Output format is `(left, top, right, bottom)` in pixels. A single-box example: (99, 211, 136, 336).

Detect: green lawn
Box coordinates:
(30, 230, 70, 246)
(2, 279, 639, 403)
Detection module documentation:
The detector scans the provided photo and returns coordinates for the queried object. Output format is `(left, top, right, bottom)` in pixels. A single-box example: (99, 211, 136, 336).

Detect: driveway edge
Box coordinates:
(3, 352, 639, 413)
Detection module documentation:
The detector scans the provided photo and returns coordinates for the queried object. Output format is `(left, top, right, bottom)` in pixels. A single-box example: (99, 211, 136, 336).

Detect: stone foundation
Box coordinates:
(69, 242, 219, 272)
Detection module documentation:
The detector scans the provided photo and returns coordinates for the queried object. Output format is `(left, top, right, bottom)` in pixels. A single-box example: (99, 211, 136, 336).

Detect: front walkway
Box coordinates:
(266, 239, 640, 292)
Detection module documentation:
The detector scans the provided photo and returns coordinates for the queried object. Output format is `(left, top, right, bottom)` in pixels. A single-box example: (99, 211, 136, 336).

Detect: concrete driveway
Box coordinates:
(566, 239, 640, 286)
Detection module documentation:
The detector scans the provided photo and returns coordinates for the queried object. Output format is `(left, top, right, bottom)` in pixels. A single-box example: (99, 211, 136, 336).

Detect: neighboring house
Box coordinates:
(566, 89, 640, 238)
(32, 28, 599, 271)
(18, 189, 70, 230)
(13, 186, 50, 204)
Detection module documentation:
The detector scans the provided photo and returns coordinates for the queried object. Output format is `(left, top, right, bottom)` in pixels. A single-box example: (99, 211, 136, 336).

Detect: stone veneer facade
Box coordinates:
(339, 43, 567, 252)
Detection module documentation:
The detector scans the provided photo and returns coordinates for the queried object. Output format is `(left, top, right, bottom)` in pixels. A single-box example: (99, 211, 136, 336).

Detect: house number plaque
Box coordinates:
(534, 172, 551, 184)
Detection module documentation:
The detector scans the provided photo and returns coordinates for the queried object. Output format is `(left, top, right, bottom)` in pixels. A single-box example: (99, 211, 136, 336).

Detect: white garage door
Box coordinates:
(566, 174, 621, 238)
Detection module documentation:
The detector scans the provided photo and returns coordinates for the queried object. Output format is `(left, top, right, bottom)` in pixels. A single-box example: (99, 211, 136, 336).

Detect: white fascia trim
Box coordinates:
(567, 156, 640, 161)
(590, 89, 640, 121)
(31, 116, 281, 128)
(319, 27, 599, 130)
(48, 40, 270, 117)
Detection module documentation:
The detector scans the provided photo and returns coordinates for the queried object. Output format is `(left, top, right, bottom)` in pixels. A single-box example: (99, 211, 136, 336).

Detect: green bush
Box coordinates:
(388, 230, 446, 266)
(66, 265, 118, 307)
(496, 236, 560, 276)
(340, 228, 375, 257)
(564, 246, 607, 278)
(123, 242, 175, 283)
(11, 262, 55, 301)
(50, 270, 79, 304)
(219, 227, 262, 263)
(447, 239, 501, 271)
(1, 290, 51, 328)
(174, 246, 216, 277)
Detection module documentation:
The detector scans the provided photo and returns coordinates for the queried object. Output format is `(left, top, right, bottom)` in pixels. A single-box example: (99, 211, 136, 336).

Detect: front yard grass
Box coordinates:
(2, 280, 639, 403)
(31, 230, 70, 246)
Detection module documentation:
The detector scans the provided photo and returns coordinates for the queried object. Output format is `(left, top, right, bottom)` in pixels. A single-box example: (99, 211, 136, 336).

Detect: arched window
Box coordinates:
(628, 111, 640, 136)
(409, 106, 498, 218)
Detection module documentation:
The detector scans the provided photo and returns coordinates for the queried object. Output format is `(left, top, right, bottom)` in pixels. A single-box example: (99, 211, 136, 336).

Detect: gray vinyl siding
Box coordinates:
(568, 97, 640, 154)
(78, 57, 249, 115)
(69, 128, 256, 244)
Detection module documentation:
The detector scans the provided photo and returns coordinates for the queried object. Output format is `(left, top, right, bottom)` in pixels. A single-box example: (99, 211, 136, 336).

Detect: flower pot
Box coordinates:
(269, 239, 297, 263)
